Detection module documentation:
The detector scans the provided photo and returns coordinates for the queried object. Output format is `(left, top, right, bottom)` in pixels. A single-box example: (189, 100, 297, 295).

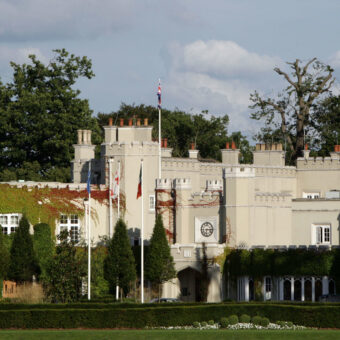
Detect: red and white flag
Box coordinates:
(111, 170, 119, 199)
(136, 164, 142, 199)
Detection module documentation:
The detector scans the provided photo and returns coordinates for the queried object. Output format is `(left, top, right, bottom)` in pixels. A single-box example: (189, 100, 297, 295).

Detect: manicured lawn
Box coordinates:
(0, 330, 340, 340)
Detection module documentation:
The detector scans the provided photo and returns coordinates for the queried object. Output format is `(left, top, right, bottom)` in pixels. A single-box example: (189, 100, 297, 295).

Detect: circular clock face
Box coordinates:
(201, 221, 214, 237)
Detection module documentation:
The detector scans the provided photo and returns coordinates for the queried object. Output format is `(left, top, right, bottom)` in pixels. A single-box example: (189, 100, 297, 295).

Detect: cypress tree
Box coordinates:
(33, 223, 54, 281)
(145, 215, 176, 299)
(104, 219, 136, 297)
(0, 226, 10, 297)
(8, 216, 37, 282)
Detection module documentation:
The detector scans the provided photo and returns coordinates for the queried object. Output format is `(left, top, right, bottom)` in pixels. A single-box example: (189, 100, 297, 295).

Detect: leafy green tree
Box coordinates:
(0, 49, 101, 182)
(44, 230, 83, 303)
(0, 227, 10, 285)
(104, 219, 136, 297)
(33, 223, 54, 281)
(8, 216, 37, 283)
(145, 215, 176, 299)
(98, 104, 229, 160)
(227, 131, 254, 164)
(250, 58, 334, 164)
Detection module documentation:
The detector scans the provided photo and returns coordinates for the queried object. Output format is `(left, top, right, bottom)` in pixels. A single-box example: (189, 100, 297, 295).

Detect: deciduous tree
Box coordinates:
(250, 58, 334, 164)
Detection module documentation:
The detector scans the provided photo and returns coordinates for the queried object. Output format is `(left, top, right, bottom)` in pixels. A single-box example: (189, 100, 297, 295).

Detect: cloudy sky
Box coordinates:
(0, 0, 340, 135)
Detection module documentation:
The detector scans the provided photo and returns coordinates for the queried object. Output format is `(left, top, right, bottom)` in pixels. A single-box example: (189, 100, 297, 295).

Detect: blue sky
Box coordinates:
(0, 0, 339, 135)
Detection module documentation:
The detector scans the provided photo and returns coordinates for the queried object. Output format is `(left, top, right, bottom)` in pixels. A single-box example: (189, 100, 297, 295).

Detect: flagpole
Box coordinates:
(109, 158, 113, 238)
(158, 80, 162, 179)
(141, 159, 144, 303)
(88, 161, 91, 301)
(116, 160, 120, 301)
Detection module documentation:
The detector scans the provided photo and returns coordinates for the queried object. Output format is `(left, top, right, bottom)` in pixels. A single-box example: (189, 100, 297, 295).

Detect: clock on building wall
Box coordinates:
(200, 221, 214, 237)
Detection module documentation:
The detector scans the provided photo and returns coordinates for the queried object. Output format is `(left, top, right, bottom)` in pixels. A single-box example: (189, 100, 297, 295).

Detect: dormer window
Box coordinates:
(303, 192, 320, 199)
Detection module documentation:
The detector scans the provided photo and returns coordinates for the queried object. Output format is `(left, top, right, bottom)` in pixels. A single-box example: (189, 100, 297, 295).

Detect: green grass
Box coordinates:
(0, 330, 339, 340)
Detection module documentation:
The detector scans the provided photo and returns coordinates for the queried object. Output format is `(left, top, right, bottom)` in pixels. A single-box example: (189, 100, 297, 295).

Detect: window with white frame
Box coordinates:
(303, 192, 320, 199)
(59, 214, 80, 243)
(312, 224, 331, 245)
(149, 195, 155, 211)
(0, 214, 20, 235)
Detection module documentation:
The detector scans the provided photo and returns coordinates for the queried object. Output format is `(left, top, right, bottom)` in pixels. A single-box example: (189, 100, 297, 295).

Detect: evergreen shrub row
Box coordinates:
(1, 303, 340, 328)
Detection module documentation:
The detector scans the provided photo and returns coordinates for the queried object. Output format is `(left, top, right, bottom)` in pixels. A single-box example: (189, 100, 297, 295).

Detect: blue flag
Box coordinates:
(87, 170, 91, 194)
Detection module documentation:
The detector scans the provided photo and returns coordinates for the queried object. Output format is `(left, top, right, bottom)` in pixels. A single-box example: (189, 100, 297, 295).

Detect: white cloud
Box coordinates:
(0, 0, 137, 41)
(164, 40, 283, 134)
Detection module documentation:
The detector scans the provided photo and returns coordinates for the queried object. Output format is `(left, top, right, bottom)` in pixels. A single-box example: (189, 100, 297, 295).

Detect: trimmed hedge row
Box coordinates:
(1, 304, 340, 328)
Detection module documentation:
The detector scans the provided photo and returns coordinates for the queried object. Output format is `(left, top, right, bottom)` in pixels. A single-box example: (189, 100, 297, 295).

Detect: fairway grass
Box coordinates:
(0, 330, 340, 340)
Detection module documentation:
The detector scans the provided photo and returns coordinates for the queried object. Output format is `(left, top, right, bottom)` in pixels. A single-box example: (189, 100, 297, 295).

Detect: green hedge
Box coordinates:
(1, 303, 340, 328)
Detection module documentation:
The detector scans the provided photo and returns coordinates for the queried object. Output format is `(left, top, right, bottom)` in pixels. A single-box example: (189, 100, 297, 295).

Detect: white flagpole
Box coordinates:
(141, 159, 144, 303)
(88, 162, 91, 301)
(158, 79, 162, 179)
(109, 158, 113, 238)
(118, 160, 120, 219)
(116, 160, 120, 301)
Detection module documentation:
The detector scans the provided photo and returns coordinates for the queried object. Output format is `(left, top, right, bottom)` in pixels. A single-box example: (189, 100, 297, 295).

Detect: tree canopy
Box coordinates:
(250, 58, 334, 164)
(0, 49, 101, 182)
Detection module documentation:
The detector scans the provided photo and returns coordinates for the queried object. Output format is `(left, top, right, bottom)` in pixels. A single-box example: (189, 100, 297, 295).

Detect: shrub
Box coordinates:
(208, 319, 214, 325)
(228, 314, 239, 325)
(220, 317, 229, 328)
(193, 321, 200, 328)
(239, 314, 251, 323)
(260, 317, 270, 327)
(201, 321, 207, 327)
(287, 321, 293, 327)
(252, 315, 262, 325)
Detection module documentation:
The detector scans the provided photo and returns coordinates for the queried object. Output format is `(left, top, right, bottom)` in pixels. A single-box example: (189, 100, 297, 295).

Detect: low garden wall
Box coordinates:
(0, 303, 340, 329)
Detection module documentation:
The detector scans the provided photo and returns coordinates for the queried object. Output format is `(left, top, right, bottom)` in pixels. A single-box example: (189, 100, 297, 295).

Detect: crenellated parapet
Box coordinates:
(206, 179, 223, 191)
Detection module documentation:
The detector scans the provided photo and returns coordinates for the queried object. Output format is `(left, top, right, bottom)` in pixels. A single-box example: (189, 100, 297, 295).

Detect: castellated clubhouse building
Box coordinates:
(2, 118, 340, 303)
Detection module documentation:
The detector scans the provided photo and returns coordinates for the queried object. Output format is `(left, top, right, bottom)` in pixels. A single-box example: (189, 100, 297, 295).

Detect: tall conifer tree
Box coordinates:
(104, 219, 136, 296)
(8, 216, 37, 282)
(145, 215, 176, 299)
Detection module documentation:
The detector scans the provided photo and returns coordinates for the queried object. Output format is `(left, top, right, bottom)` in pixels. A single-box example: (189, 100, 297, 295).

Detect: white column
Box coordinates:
(312, 277, 315, 302)
(291, 277, 294, 301)
(244, 276, 249, 302)
(301, 277, 305, 302)
(279, 278, 284, 301)
(322, 276, 329, 295)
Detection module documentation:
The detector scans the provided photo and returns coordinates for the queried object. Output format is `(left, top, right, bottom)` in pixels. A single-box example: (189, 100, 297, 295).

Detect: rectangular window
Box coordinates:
(149, 195, 155, 211)
(59, 214, 80, 243)
(0, 214, 21, 235)
(303, 192, 320, 199)
(312, 224, 331, 245)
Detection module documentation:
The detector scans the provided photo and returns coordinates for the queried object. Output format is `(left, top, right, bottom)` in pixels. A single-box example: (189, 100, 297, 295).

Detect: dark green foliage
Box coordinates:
(0, 227, 10, 280)
(252, 315, 262, 325)
(201, 321, 207, 327)
(193, 321, 200, 328)
(98, 104, 232, 161)
(208, 319, 214, 325)
(104, 219, 136, 296)
(145, 215, 176, 298)
(0, 49, 101, 182)
(224, 248, 340, 279)
(33, 223, 54, 281)
(44, 230, 84, 303)
(240, 314, 251, 323)
(0, 303, 340, 328)
(8, 216, 37, 282)
(260, 317, 270, 327)
(220, 317, 229, 328)
(199, 243, 210, 302)
(228, 314, 238, 325)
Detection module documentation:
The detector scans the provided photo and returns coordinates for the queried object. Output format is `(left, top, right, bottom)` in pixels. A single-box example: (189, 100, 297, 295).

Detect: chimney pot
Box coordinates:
(137, 118, 141, 126)
(164, 138, 168, 148)
(108, 117, 113, 126)
(120, 118, 124, 127)
(144, 118, 148, 126)
(128, 118, 133, 126)
(305, 143, 308, 150)
(226, 142, 230, 149)
(191, 142, 195, 150)
(231, 141, 236, 149)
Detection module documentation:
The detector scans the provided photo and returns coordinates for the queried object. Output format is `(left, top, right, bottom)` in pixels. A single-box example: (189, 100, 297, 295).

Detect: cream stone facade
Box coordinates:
(2, 119, 340, 302)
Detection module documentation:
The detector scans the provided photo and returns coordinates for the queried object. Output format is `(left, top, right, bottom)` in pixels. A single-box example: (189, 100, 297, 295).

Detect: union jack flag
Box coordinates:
(157, 81, 161, 109)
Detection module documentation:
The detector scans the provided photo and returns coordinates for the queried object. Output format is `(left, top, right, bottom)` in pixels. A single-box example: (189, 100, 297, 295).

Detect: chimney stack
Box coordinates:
(128, 118, 133, 126)
(120, 118, 124, 127)
(144, 118, 148, 126)
(108, 117, 113, 126)
(137, 118, 141, 126)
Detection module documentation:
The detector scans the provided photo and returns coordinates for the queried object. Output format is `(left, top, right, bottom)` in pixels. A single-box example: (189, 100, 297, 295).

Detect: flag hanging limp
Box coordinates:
(86, 169, 91, 194)
(136, 164, 142, 199)
(157, 81, 161, 109)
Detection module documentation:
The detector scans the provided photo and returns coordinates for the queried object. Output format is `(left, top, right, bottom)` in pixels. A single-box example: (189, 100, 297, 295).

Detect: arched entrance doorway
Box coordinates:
(178, 267, 202, 302)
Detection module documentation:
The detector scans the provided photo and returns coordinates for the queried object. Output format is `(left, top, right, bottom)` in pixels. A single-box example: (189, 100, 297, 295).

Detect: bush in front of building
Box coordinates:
(239, 314, 251, 323)
(251, 315, 263, 325)
(220, 317, 229, 328)
(228, 314, 239, 325)
(259, 317, 270, 327)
